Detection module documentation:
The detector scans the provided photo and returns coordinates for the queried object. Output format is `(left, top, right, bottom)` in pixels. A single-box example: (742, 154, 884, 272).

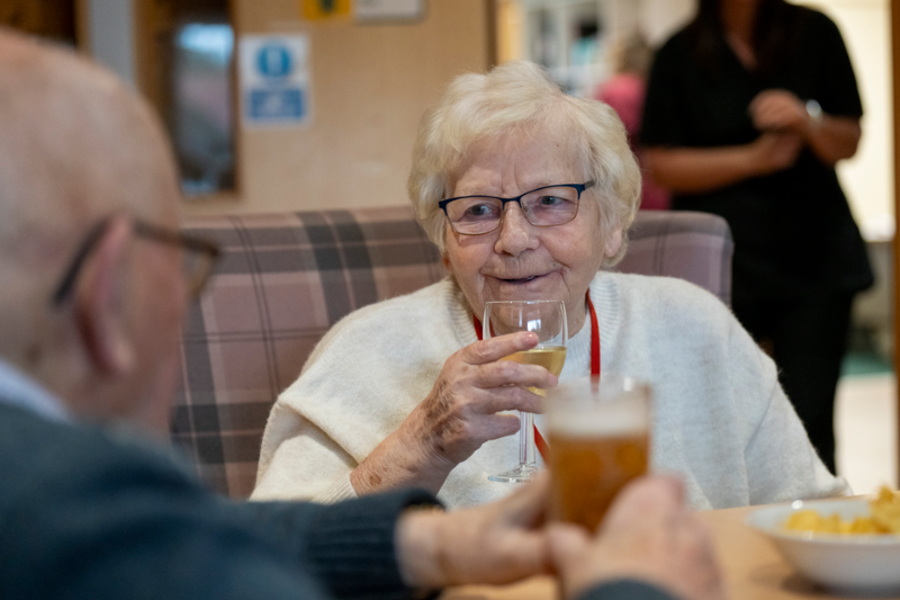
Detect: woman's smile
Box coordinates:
(487, 267, 556, 284)
(483, 269, 566, 300)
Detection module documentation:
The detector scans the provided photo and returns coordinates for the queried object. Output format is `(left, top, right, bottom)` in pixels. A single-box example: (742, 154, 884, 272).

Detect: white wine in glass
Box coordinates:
(501, 346, 567, 396)
(484, 300, 567, 483)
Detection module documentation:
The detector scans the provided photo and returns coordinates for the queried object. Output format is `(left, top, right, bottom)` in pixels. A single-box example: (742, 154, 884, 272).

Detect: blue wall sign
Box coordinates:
(239, 35, 311, 127)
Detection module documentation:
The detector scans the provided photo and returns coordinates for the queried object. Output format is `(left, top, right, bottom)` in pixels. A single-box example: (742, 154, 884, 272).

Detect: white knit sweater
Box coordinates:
(252, 272, 848, 509)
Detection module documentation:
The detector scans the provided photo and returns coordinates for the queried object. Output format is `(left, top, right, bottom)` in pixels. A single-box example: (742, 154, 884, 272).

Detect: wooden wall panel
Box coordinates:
(0, 0, 77, 44)
(182, 0, 490, 217)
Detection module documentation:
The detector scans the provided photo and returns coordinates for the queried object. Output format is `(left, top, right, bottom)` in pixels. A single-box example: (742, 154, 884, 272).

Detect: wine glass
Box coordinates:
(484, 300, 567, 483)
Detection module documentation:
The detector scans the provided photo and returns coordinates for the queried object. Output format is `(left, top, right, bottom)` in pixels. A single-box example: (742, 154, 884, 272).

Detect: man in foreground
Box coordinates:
(0, 28, 723, 600)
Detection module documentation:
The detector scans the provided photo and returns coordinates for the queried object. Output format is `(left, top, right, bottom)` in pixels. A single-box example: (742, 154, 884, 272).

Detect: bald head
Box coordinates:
(0, 29, 179, 273)
(0, 29, 187, 428)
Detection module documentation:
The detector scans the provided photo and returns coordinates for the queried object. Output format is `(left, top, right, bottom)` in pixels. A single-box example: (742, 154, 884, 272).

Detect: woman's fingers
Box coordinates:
(749, 89, 806, 133)
(476, 360, 557, 395)
(462, 331, 538, 365)
(476, 384, 545, 416)
(411, 332, 558, 464)
(451, 410, 533, 444)
(437, 361, 554, 413)
(417, 391, 543, 458)
(443, 333, 559, 408)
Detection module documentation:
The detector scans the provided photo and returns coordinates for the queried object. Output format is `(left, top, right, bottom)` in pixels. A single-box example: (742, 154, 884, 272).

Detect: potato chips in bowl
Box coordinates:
(783, 486, 900, 535)
(746, 487, 900, 594)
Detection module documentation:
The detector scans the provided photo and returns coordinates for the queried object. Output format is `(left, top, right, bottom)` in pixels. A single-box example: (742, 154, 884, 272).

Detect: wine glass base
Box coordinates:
(487, 463, 540, 483)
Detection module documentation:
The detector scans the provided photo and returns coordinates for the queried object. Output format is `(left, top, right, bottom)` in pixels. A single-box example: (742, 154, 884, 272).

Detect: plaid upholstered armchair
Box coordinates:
(172, 207, 733, 498)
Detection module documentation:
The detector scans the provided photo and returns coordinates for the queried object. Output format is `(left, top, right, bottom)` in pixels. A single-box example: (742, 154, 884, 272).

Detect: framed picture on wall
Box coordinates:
(354, 0, 426, 22)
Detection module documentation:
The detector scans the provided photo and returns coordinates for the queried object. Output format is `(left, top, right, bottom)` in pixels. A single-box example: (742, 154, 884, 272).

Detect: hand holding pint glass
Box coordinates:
(547, 376, 652, 531)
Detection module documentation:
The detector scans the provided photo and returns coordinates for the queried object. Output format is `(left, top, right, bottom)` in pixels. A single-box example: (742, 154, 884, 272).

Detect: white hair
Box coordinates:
(407, 60, 641, 266)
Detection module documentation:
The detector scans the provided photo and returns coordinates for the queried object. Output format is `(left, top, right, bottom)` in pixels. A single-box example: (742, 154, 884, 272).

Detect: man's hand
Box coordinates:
(548, 475, 725, 600)
(395, 473, 552, 591)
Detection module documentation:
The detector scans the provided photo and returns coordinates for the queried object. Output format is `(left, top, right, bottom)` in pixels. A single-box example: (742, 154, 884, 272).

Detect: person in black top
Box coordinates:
(641, 0, 874, 474)
(0, 27, 724, 600)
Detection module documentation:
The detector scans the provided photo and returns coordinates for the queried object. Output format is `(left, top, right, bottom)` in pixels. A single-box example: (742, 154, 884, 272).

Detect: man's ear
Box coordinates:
(74, 216, 136, 378)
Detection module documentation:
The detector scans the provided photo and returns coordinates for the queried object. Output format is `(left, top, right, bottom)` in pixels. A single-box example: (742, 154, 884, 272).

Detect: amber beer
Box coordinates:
(547, 377, 651, 532)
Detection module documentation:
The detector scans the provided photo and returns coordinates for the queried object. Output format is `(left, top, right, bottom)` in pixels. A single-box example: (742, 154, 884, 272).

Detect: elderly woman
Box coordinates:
(252, 60, 846, 509)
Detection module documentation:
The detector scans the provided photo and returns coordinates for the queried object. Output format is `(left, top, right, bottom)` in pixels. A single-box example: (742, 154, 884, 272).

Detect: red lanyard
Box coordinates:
(472, 291, 600, 461)
(586, 291, 600, 377)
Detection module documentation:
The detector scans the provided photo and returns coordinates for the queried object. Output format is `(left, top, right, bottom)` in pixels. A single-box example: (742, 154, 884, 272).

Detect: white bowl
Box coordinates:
(745, 498, 900, 595)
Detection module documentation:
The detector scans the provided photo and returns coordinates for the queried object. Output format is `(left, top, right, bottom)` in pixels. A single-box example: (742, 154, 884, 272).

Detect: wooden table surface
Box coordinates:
(442, 502, 900, 600)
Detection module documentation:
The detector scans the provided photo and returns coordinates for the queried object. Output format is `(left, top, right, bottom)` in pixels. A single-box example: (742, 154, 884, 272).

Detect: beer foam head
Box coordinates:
(548, 398, 648, 437)
(547, 376, 651, 437)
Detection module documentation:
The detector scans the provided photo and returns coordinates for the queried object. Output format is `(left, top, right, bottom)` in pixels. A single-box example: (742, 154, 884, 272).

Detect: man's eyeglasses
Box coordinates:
(51, 217, 221, 307)
(438, 181, 595, 236)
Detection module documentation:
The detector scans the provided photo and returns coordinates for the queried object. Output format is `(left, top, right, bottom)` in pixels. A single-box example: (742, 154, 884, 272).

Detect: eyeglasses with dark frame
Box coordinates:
(50, 217, 221, 307)
(438, 181, 595, 236)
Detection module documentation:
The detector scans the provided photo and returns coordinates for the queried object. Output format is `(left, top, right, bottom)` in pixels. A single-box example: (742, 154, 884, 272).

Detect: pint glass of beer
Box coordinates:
(546, 376, 652, 531)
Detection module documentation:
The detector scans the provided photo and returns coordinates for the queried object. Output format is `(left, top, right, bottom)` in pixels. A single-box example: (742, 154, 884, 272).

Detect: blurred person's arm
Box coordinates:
(749, 89, 860, 167)
(643, 131, 802, 194)
(804, 114, 860, 166)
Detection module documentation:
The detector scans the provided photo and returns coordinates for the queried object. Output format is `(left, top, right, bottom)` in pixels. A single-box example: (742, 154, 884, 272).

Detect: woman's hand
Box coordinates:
(351, 331, 557, 495)
(749, 89, 809, 135)
(410, 330, 556, 463)
(749, 88, 861, 166)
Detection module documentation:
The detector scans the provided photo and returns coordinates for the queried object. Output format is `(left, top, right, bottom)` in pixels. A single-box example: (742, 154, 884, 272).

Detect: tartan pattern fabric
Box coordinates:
(170, 207, 732, 498)
(171, 208, 444, 498)
(618, 210, 734, 306)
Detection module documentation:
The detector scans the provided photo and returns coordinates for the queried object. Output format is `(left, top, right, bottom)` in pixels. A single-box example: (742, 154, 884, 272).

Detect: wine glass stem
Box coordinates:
(520, 411, 536, 465)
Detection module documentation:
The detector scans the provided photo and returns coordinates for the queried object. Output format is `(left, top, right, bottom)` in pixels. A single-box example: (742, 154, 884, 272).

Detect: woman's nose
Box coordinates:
(494, 202, 540, 256)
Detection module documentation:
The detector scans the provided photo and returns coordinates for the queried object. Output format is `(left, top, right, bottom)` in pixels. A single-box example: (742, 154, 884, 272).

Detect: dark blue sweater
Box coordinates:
(0, 402, 437, 600)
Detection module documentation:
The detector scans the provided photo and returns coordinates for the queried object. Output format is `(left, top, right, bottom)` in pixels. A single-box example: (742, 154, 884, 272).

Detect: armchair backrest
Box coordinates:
(617, 210, 733, 306)
(172, 207, 732, 498)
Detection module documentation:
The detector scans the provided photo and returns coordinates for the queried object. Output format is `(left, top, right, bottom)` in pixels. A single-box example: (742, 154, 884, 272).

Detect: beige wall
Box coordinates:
(180, 0, 490, 218)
